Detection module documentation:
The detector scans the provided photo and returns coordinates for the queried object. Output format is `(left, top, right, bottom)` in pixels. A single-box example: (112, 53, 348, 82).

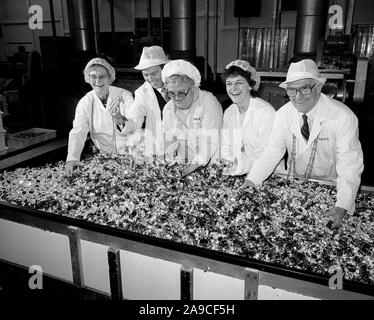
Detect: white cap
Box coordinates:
(134, 46, 170, 70)
(84, 58, 116, 84)
(225, 59, 261, 91)
(279, 59, 326, 88)
(161, 59, 201, 87)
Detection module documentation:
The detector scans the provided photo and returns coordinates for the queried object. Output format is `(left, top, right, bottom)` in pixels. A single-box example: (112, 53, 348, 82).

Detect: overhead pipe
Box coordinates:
(66, 0, 95, 51)
(204, 0, 209, 81)
(93, 0, 101, 56)
(109, 0, 116, 64)
(213, 0, 218, 81)
(48, 0, 57, 40)
(269, 0, 278, 70)
(294, 0, 327, 59)
(147, 0, 152, 38)
(160, 0, 164, 47)
(345, 0, 355, 35)
(169, 0, 196, 59)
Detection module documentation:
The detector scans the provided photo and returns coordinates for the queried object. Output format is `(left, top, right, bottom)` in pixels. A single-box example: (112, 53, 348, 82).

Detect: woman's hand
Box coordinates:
(65, 160, 79, 177)
(107, 96, 126, 126)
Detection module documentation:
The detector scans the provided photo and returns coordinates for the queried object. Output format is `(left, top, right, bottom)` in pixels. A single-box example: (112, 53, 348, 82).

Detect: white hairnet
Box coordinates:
(84, 58, 116, 84)
(225, 59, 260, 91)
(161, 60, 201, 87)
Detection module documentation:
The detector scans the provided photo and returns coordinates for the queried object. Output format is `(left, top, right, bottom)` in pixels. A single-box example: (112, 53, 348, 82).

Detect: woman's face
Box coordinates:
(166, 79, 194, 110)
(88, 65, 110, 97)
(226, 74, 251, 106)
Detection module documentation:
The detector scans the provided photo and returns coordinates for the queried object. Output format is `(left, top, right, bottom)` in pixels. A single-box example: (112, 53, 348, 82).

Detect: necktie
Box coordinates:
(301, 114, 309, 141)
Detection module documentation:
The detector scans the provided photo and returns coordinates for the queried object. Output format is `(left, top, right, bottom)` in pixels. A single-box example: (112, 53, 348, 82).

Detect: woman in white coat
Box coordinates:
(65, 58, 134, 176)
(221, 60, 275, 175)
(162, 60, 223, 177)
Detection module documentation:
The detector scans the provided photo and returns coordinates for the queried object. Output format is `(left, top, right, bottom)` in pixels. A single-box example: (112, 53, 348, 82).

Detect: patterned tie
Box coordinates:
(301, 114, 310, 141)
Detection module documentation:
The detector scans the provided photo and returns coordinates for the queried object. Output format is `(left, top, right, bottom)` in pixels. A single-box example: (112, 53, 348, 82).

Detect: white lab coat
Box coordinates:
(67, 86, 134, 162)
(247, 93, 364, 213)
(122, 81, 164, 157)
(163, 88, 223, 166)
(221, 97, 275, 175)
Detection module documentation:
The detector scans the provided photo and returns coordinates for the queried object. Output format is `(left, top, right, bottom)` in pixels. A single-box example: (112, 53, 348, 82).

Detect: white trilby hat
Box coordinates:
(161, 59, 201, 87)
(279, 59, 326, 88)
(134, 46, 170, 70)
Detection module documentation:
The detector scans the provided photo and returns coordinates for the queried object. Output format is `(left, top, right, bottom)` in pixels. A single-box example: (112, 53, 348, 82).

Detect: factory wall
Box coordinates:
(1, 0, 373, 71)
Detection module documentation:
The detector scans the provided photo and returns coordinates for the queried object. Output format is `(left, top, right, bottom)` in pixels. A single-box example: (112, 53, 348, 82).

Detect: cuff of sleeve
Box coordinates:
(245, 173, 262, 187)
(335, 199, 354, 213)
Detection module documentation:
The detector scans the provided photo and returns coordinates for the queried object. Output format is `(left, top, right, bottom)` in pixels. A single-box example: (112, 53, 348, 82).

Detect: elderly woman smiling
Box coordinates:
(221, 60, 275, 176)
(65, 58, 134, 176)
(162, 59, 223, 177)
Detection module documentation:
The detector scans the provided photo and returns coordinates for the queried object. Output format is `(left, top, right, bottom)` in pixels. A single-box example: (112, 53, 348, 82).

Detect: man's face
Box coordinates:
(142, 65, 163, 89)
(166, 80, 194, 110)
(88, 65, 110, 97)
(286, 78, 322, 114)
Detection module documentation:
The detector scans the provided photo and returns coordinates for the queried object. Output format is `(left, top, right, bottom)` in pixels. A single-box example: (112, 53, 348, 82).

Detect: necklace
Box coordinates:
(89, 98, 118, 155)
(287, 133, 319, 180)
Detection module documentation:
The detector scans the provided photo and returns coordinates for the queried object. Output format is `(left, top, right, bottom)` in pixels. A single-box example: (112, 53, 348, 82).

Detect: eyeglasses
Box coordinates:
(286, 83, 317, 97)
(89, 74, 108, 82)
(167, 87, 191, 99)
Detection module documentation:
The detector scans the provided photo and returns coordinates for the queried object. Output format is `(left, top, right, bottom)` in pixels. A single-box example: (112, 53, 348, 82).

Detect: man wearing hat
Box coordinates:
(241, 59, 364, 230)
(121, 46, 170, 157)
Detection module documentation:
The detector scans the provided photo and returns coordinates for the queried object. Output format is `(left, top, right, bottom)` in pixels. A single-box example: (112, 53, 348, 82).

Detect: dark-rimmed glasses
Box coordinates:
(167, 87, 191, 99)
(286, 83, 317, 97)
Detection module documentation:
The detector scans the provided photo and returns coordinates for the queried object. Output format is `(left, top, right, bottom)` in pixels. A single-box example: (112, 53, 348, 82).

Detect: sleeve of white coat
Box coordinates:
(122, 90, 147, 135)
(246, 110, 287, 185)
(192, 97, 223, 166)
(334, 113, 364, 212)
(252, 107, 275, 160)
(66, 98, 90, 162)
(120, 90, 134, 114)
(221, 110, 235, 162)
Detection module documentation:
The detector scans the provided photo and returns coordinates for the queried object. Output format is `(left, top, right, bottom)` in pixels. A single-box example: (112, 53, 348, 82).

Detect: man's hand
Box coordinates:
(325, 206, 347, 230)
(182, 163, 200, 178)
(65, 160, 79, 177)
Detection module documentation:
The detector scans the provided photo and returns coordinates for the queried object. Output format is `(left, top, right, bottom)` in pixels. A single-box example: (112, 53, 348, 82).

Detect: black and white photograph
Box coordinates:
(0, 0, 373, 308)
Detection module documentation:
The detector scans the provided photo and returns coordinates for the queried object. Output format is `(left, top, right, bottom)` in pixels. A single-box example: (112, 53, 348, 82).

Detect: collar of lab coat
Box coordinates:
(142, 81, 163, 115)
(92, 86, 115, 111)
(290, 93, 333, 149)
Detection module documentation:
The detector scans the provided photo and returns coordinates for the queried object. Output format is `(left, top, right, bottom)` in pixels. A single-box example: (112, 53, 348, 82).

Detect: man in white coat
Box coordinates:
(66, 58, 134, 176)
(162, 59, 223, 177)
(242, 59, 364, 230)
(121, 46, 170, 157)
